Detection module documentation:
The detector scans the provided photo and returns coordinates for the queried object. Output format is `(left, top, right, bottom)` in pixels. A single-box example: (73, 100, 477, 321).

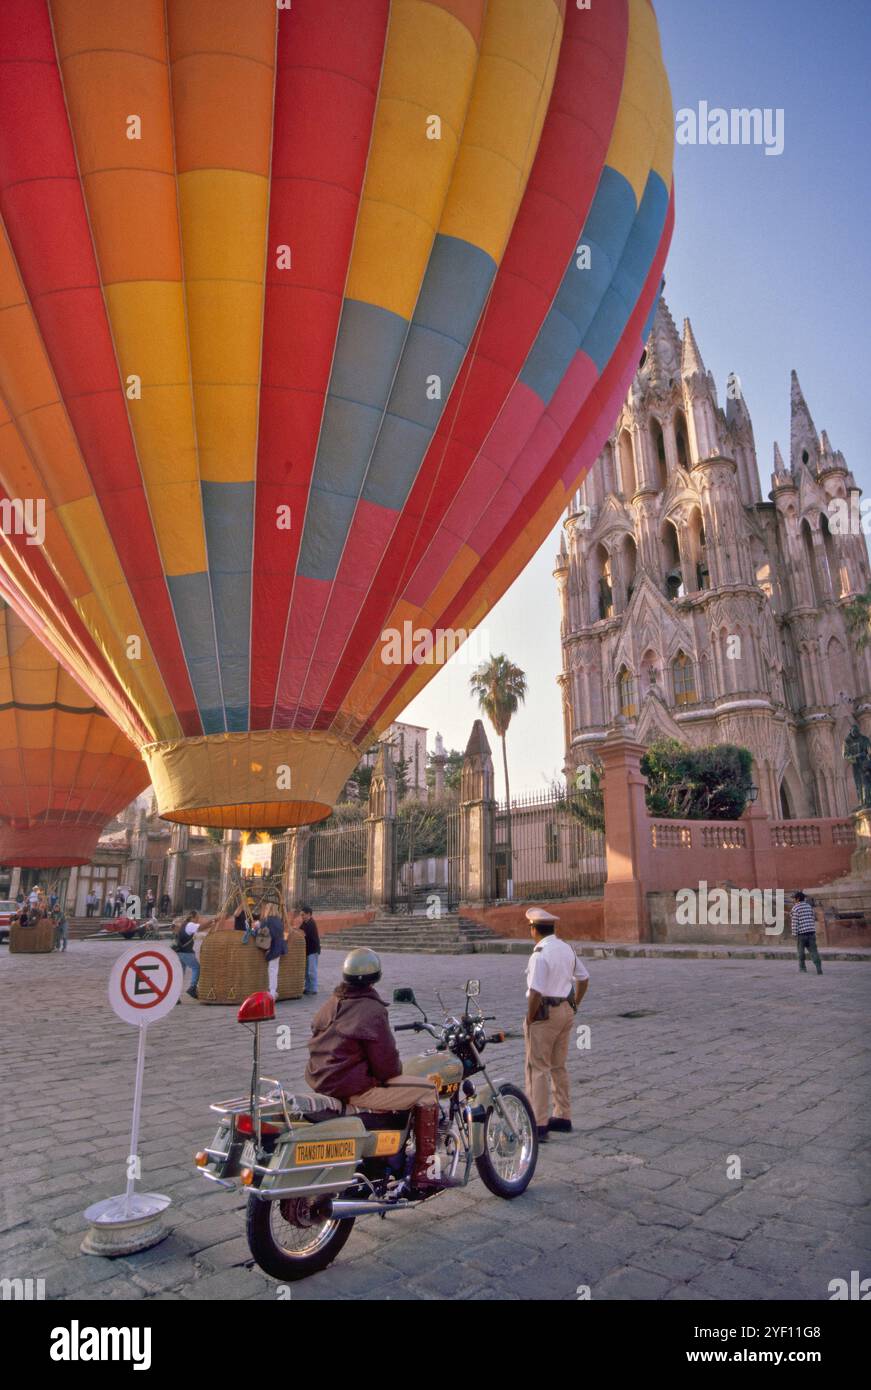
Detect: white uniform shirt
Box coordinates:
(526, 934, 589, 999)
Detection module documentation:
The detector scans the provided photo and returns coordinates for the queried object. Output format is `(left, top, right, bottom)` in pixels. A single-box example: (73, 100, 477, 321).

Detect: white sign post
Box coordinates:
(81, 944, 183, 1257)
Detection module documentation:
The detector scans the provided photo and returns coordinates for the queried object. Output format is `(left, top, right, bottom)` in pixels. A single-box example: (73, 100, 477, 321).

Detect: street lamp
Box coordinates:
(748, 785, 759, 803)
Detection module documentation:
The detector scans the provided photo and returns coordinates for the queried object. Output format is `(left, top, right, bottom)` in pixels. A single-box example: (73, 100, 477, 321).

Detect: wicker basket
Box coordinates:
(197, 928, 306, 1005)
(10, 919, 56, 953)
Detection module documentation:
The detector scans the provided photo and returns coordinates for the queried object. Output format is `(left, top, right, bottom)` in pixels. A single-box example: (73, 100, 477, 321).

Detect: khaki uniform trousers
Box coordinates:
(524, 1000, 574, 1126)
(348, 1074, 439, 1111)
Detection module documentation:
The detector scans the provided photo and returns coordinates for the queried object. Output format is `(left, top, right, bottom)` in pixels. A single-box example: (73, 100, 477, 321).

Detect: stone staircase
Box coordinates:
(321, 910, 498, 955)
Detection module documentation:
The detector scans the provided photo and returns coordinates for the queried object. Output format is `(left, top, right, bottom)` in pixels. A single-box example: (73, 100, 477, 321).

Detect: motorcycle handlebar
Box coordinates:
(394, 1022, 420, 1032)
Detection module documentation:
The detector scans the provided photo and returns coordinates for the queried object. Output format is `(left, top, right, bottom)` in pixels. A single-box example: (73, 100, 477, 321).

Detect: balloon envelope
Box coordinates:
(0, 0, 673, 828)
(0, 599, 149, 866)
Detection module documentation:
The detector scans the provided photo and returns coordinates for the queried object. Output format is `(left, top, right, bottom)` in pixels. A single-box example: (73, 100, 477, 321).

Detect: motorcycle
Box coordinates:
(195, 978, 538, 1280)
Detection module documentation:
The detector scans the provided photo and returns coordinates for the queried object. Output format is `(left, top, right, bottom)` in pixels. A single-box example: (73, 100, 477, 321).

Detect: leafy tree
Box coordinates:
(641, 738, 753, 820)
(394, 754, 412, 802)
(470, 654, 527, 894)
(844, 584, 871, 651)
(556, 766, 605, 833)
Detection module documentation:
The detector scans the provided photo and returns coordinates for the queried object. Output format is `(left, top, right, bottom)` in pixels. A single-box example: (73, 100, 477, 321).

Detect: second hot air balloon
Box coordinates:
(0, 597, 149, 868)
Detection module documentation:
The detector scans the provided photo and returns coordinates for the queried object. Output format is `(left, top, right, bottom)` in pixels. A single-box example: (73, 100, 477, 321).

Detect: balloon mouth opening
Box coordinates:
(161, 800, 334, 831)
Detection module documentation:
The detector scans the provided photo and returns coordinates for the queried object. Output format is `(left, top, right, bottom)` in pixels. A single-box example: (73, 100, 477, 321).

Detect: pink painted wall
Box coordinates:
(644, 817, 853, 893)
(460, 898, 604, 940)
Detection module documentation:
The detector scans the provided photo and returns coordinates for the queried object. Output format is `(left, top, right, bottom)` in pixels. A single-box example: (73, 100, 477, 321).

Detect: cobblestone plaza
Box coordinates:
(1, 942, 868, 1302)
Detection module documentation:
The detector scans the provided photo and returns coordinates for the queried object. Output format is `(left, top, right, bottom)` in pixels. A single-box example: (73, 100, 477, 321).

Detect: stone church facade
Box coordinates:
(555, 300, 870, 819)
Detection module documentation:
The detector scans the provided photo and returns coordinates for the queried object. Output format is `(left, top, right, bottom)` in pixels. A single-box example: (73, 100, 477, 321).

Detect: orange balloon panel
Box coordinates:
(0, 600, 149, 865)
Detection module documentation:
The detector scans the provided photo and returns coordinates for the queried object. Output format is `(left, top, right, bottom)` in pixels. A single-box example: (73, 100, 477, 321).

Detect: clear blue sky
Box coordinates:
(401, 0, 871, 798)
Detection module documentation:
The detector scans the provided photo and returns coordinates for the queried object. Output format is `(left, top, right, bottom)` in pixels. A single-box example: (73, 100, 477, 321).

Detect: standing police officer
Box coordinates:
(523, 907, 589, 1142)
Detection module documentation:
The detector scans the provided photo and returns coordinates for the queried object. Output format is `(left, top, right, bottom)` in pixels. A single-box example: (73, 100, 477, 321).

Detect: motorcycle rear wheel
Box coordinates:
(246, 1193, 355, 1281)
(475, 1082, 538, 1198)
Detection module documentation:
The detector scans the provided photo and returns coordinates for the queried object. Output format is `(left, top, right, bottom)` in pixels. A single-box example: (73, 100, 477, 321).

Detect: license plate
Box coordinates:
(241, 1140, 256, 1167)
(295, 1139, 357, 1165)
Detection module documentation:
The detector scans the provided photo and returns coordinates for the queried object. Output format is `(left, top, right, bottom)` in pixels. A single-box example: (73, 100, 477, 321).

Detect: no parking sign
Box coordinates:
(109, 945, 182, 1025)
(82, 943, 183, 1257)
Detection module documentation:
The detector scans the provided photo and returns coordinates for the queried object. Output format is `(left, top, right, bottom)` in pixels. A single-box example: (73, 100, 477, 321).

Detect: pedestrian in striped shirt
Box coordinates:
(791, 891, 822, 975)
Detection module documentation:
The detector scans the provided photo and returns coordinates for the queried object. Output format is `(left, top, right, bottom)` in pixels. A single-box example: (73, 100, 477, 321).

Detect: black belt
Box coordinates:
(542, 996, 570, 1006)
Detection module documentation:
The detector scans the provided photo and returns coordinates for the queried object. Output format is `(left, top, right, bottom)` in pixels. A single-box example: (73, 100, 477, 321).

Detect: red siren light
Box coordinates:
(237, 991, 275, 1025)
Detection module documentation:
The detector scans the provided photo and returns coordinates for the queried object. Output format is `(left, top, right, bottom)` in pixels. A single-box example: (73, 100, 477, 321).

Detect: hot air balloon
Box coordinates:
(0, 0, 674, 830)
(0, 597, 149, 867)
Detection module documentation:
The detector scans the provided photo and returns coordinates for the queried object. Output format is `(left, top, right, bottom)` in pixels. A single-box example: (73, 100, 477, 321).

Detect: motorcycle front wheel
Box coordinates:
(475, 1082, 538, 1198)
(246, 1193, 355, 1281)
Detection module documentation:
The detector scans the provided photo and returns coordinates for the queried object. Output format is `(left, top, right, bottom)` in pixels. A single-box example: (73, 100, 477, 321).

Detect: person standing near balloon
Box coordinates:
(263, 914, 288, 1001)
(173, 912, 202, 999)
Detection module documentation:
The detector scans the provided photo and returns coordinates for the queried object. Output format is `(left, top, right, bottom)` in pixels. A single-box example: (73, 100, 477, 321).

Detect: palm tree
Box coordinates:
(470, 654, 527, 898)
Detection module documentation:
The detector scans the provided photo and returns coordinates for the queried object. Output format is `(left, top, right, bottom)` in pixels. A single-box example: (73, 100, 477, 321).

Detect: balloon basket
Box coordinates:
(9, 920, 56, 953)
(197, 928, 305, 1004)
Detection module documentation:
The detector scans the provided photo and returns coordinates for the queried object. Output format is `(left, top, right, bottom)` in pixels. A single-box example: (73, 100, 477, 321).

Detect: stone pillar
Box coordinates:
(126, 809, 148, 900)
(9, 866, 21, 900)
(163, 823, 189, 912)
(459, 720, 496, 902)
(366, 743, 397, 908)
(284, 827, 311, 908)
(219, 829, 241, 907)
(431, 732, 448, 797)
(598, 723, 650, 941)
(743, 802, 779, 894)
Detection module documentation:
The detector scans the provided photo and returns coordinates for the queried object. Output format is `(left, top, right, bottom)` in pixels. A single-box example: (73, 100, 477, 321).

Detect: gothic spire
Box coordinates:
(790, 369, 819, 473)
(644, 298, 681, 390)
(680, 317, 706, 378)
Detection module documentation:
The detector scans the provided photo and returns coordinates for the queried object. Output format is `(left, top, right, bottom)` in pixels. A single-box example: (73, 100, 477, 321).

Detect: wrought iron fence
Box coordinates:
(303, 818, 368, 911)
(494, 787, 605, 900)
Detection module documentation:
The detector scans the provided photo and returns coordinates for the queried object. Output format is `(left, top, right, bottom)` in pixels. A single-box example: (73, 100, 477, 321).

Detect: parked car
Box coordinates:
(0, 900, 18, 944)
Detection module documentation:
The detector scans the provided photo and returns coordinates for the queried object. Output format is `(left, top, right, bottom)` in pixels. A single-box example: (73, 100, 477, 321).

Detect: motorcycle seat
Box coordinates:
(283, 1091, 361, 1120)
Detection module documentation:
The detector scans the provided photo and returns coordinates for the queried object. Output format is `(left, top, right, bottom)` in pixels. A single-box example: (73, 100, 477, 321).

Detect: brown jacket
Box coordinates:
(305, 984, 401, 1100)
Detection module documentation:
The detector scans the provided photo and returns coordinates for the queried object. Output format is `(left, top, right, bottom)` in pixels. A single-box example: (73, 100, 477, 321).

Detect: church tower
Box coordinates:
(557, 301, 869, 818)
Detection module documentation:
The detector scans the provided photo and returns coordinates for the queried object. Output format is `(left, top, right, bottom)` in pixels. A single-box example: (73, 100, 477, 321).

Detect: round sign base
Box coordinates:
(80, 1193, 172, 1258)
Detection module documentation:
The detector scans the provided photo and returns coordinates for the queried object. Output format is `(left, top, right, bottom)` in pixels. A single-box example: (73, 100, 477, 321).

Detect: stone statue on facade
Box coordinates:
(844, 725, 871, 808)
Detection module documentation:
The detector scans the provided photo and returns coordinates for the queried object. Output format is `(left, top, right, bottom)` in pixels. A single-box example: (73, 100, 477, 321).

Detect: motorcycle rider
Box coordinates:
(305, 948, 440, 1191)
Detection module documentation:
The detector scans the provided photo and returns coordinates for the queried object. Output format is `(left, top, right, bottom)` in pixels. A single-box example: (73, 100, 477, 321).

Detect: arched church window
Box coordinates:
(779, 779, 793, 820)
(596, 545, 613, 620)
(617, 667, 637, 718)
(674, 411, 690, 471)
(820, 513, 841, 598)
(673, 653, 697, 705)
(623, 534, 638, 606)
(651, 418, 668, 490)
(661, 519, 684, 599)
(618, 430, 636, 497)
(601, 441, 617, 497)
(801, 519, 822, 606)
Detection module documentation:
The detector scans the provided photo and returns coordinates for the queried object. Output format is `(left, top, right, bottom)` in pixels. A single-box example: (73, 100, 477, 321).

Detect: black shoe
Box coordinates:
(187, 986, 198, 998)
(536, 1126, 549, 1144)
(548, 1118, 572, 1133)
